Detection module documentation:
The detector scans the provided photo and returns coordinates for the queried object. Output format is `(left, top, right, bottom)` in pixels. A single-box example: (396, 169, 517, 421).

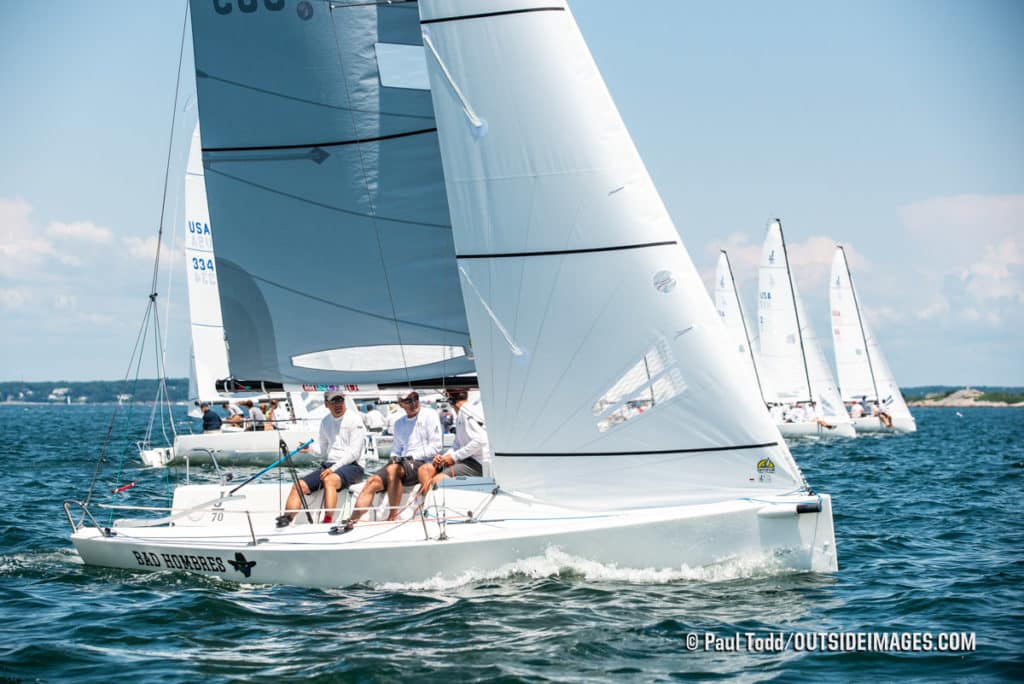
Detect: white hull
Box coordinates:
(777, 420, 857, 439)
(143, 429, 321, 467)
(851, 415, 916, 434)
(69, 481, 837, 587)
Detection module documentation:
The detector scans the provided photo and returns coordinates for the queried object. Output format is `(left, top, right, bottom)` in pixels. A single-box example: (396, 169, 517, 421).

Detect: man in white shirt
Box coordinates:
(431, 389, 489, 484)
(848, 400, 865, 419)
(783, 403, 805, 423)
(362, 404, 387, 432)
(332, 391, 441, 533)
(276, 390, 367, 528)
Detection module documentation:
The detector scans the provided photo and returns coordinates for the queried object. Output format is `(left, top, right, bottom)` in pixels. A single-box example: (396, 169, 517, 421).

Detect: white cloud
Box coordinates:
(0, 198, 56, 277)
(0, 287, 30, 309)
(123, 235, 160, 260)
(900, 193, 1024, 267)
(46, 220, 113, 244)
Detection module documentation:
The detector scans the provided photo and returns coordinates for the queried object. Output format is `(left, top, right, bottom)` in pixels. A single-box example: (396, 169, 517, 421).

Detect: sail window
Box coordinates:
(374, 43, 430, 91)
(292, 344, 465, 373)
(592, 339, 686, 432)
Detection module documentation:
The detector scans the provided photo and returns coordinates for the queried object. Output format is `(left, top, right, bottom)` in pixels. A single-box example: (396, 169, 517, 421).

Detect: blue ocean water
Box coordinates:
(1, 404, 1021, 682)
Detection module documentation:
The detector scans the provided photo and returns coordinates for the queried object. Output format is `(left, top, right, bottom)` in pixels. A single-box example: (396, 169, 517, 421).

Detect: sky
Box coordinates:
(0, 0, 1022, 386)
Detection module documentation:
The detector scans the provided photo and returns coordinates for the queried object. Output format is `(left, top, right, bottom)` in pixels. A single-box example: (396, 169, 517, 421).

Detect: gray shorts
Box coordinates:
(300, 463, 364, 493)
(373, 459, 430, 488)
(442, 457, 482, 478)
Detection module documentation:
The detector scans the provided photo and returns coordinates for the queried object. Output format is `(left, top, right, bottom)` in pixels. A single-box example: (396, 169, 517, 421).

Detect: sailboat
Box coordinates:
(139, 127, 323, 468)
(66, 0, 836, 586)
(713, 250, 767, 406)
(756, 220, 856, 438)
(829, 246, 916, 433)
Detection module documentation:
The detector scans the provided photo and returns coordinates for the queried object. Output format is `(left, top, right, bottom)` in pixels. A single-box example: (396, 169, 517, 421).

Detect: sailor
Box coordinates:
(199, 402, 222, 433)
(334, 391, 441, 532)
(783, 403, 805, 423)
(242, 400, 266, 431)
(431, 389, 489, 484)
(362, 403, 387, 433)
(848, 400, 865, 419)
(224, 402, 245, 427)
(276, 390, 367, 528)
(808, 401, 836, 430)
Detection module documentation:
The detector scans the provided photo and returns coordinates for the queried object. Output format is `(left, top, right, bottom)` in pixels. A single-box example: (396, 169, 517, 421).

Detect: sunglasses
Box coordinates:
(327, 397, 345, 404)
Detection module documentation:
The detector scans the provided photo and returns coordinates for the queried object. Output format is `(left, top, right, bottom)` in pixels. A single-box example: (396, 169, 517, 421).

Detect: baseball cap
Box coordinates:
(325, 390, 345, 401)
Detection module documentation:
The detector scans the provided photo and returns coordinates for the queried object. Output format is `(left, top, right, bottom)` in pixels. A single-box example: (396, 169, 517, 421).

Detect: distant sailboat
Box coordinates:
(757, 220, 855, 438)
(69, 0, 837, 586)
(829, 246, 916, 433)
(713, 250, 767, 404)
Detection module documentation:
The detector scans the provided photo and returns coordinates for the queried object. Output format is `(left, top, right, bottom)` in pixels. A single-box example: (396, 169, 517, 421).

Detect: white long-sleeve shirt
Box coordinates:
(391, 406, 442, 461)
(308, 409, 367, 469)
(449, 401, 490, 463)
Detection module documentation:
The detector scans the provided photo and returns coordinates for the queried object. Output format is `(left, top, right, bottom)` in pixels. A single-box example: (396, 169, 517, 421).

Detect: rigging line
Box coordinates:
(840, 245, 880, 403)
(247, 270, 469, 336)
(724, 250, 767, 405)
(203, 127, 439, 153)
(148, 0, 191, 299)
(776, 220, 814, 404)
(327, 7, 411, 387)
(456, 241, 678, 259)
(84, 299, 154, 506)
(204, 167, 451, 230)
(195, 70, 434, 122)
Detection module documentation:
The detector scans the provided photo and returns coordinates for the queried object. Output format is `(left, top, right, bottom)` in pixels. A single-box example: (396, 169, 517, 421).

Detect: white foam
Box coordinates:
(374, 547, 794, 592)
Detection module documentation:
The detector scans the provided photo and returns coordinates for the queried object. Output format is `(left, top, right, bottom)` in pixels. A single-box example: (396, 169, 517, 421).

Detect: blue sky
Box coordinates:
(1, 1, 1021, 385)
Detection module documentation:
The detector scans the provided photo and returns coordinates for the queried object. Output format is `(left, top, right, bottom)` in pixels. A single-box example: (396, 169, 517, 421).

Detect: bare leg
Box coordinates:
(386, 463, 403, 521)
(283, 480, 312, 519)
(418, 463, 438, 497)
(322, 472, 341, 522)
(348, 475, 384, 526)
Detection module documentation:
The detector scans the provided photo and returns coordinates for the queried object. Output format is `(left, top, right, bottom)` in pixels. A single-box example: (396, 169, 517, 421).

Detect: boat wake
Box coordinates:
(374, 547, 800, 592)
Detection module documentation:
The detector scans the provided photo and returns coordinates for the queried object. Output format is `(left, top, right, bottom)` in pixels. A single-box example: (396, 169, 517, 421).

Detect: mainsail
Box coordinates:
(420, 0, 803, 508)
(189, 0, 473, 386)
(713, 251, 765, 404)
(757, 220, 849, 425)
(184, 125, 231, 408)
(830, 246, 916, 429)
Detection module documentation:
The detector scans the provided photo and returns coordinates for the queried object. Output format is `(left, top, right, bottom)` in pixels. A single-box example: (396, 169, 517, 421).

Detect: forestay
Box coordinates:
(714, 251, 765, 404)
(184, 125, 232, 408)
(830, 246, 914, 425)
(420, 0, 803, 509)
(189, 0, 473, 385)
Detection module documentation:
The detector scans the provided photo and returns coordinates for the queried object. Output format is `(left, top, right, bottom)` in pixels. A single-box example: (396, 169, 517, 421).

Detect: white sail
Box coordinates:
(184, 126, 231, 407)
(830, 247, 916, 431)
(421, 0, 803, 509)
(189, 0, 473, 386)
(713, 251, 765, 404)
(757, 220, 851, 428)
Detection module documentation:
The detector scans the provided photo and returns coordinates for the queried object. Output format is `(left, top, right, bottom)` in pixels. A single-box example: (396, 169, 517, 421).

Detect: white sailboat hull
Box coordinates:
(70, 482, 837, 587)
(851, 415, 916, 434)
(156, 429, 320, 467)
(776, 420, 857, 439)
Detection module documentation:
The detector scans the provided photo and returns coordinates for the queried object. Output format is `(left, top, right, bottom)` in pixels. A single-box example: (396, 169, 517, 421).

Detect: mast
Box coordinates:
(776, 219, 813, 403)
(838, 245, 880, 403)
(721, 250, 766, 404)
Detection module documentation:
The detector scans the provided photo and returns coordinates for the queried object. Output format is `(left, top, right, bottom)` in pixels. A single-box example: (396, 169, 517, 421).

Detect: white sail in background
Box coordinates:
(184, 126, 231, 408)
(421, 0, 802, 508)
(189, 1, 473, 386)
(830, 246, 916, 432)
(757, 220, 851, 429)
(757, 221, 812, 404)
(713, 251, 765, 404)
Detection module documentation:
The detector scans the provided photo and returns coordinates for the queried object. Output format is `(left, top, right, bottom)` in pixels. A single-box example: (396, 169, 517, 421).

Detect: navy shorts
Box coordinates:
(300, 463, 364, 493)
(373, 459, 430, 488)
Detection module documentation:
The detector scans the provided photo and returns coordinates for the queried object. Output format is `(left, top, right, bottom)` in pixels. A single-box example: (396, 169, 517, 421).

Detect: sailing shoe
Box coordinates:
(328, 520, 355, 536)
(275, 515, 292, 528)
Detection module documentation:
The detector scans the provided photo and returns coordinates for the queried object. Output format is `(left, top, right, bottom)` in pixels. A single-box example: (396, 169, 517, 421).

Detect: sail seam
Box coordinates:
(496, 442, 779, 457)
(203, 127, 438, 153)
(204, 168, 451, 230)
(421, 7, 565, 25)
(457, 240, 677, 259)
